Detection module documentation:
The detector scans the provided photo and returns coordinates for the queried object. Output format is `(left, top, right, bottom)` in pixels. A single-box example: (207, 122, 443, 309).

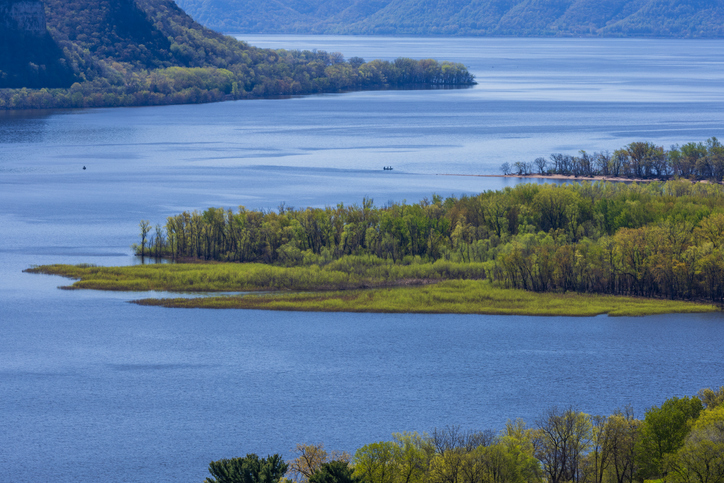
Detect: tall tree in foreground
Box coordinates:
(534, 407, 591, 483)
(205, 453, 288, 483)
(288, 443, 351, 483)
(666, 405, 724, 483)
(606, 407, 640, 483)
(635, 396, 703, 480)
(309, 460, 363, 483)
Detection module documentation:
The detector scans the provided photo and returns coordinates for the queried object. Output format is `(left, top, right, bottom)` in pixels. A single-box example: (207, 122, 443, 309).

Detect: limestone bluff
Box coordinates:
(0, 0, 47, 34)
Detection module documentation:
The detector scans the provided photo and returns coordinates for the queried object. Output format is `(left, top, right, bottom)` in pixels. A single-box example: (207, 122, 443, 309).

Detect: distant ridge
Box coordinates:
(174, 0, 724, 38)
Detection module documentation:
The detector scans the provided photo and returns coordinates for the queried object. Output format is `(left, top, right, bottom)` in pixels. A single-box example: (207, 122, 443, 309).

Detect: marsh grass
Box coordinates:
(24, 259, 487, 292)
(133, 280, 717, 317)
(26, 262, 718, 316)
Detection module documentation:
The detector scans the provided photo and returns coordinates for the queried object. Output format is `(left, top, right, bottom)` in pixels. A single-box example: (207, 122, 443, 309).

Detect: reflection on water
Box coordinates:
(1, 36, 724, 483)
(0, 110, 54, 144)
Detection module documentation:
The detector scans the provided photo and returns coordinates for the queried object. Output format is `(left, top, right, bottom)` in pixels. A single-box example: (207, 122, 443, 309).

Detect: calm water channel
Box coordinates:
(1, 36, 724, 482)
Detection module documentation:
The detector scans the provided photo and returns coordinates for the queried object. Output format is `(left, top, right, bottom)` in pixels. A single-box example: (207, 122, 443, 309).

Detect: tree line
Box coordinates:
(136, 178, 724, 302)
(0, 56, 473, 109)
(501, 139, 724, 182)
(205, 386, 724, 483)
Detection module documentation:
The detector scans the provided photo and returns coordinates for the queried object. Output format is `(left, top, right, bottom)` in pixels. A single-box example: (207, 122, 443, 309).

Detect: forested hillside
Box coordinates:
(0, 0, 474, 108)
(175, 0, 724, 37)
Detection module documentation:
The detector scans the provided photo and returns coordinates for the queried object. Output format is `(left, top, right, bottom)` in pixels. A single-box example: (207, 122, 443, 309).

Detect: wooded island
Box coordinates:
(26, 175, 724, 315)
(125, 179, 724, 303)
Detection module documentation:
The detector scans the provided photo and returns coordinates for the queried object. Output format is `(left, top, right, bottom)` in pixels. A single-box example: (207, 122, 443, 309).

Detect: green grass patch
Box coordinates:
(26, 262, 718, 316)
(24, 259, 486, 292)
(133, 280, 717, 317)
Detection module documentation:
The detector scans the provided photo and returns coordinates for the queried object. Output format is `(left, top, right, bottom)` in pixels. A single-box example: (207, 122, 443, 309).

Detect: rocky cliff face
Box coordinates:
(0, 0, 74, 89)
(0, 0, 47, 34)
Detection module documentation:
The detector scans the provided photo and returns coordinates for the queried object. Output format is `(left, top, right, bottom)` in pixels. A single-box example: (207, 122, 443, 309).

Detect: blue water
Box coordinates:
(1, 37, 724, 482)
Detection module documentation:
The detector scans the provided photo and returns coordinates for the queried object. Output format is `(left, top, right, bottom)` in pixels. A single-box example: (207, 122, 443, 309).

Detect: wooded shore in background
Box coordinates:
(205, 386, 724, 483)
(502, 139, 724, 181)
(133, 177, 724, 303)
(0, 0, 474, 109)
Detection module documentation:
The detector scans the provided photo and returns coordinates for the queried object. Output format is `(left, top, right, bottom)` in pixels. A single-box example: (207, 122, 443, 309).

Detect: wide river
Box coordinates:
(2, 36, 724, 482)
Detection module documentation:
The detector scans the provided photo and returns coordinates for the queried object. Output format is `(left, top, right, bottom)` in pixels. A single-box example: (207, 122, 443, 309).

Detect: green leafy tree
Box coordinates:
(605, 408, 640, 483)
(666, 406, 724, 483)
(534, 407, 591, 483)
(309, 461, 363, 483)
(500, 419, 542, 483)
(353, 441, 398, 483)
(390, 432, 434, 483)
(635, 396, 703, 480)
(206, 453, 288, 483)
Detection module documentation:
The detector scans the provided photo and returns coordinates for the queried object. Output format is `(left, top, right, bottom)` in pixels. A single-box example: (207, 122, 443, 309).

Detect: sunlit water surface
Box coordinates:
(1, 36, 724, 482)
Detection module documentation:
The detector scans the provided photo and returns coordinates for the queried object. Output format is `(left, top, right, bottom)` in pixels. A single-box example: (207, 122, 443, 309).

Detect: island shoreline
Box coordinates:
(436, 173, 718, 183)
(25, 264, 720, 317)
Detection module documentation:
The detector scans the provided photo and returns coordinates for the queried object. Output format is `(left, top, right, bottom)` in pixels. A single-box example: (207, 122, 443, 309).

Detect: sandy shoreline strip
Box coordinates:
(436, 173, 664, 183)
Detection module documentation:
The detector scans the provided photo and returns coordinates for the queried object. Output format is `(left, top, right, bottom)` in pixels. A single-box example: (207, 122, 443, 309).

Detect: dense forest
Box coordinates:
(0, 0, 474, 108)
(205, 386, 724, 483)
(134, 172, 724, 302)
(175, 0, 724, 38)
(504, 139, 724, 181)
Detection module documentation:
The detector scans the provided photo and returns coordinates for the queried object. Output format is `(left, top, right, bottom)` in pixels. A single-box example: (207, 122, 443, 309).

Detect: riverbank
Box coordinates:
(438, 173, 723, 184)
(26, 264, 718, 316)
(439, 173, 662, 183)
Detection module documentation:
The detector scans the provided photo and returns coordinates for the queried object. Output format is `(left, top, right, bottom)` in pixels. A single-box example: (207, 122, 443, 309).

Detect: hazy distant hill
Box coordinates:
(0, 0, 473, 107)
(174, 0, 724, 37)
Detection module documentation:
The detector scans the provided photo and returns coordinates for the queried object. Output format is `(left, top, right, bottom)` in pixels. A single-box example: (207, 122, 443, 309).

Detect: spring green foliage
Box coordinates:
(352, 428, 541, 483)
(175, 0, 724, 38)
(0, 0, 474, 107)
(135, 179, 724, 302)
(134, 280, 716, 317)
(517, 139, 724, 181)
(206, 454, 288, 483)
(208, 389, 724, 483)
(667, 404, 724, 483)
(309, 461, 361, 483)
(636, 397, 704, 480)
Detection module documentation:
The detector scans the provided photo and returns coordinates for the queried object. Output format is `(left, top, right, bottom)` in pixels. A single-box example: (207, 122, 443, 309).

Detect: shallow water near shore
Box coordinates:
(2, 36, 724, 482)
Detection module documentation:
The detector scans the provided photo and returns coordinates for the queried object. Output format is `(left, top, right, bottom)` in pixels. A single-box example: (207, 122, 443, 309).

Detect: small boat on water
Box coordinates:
(383, 166, 393, 171)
